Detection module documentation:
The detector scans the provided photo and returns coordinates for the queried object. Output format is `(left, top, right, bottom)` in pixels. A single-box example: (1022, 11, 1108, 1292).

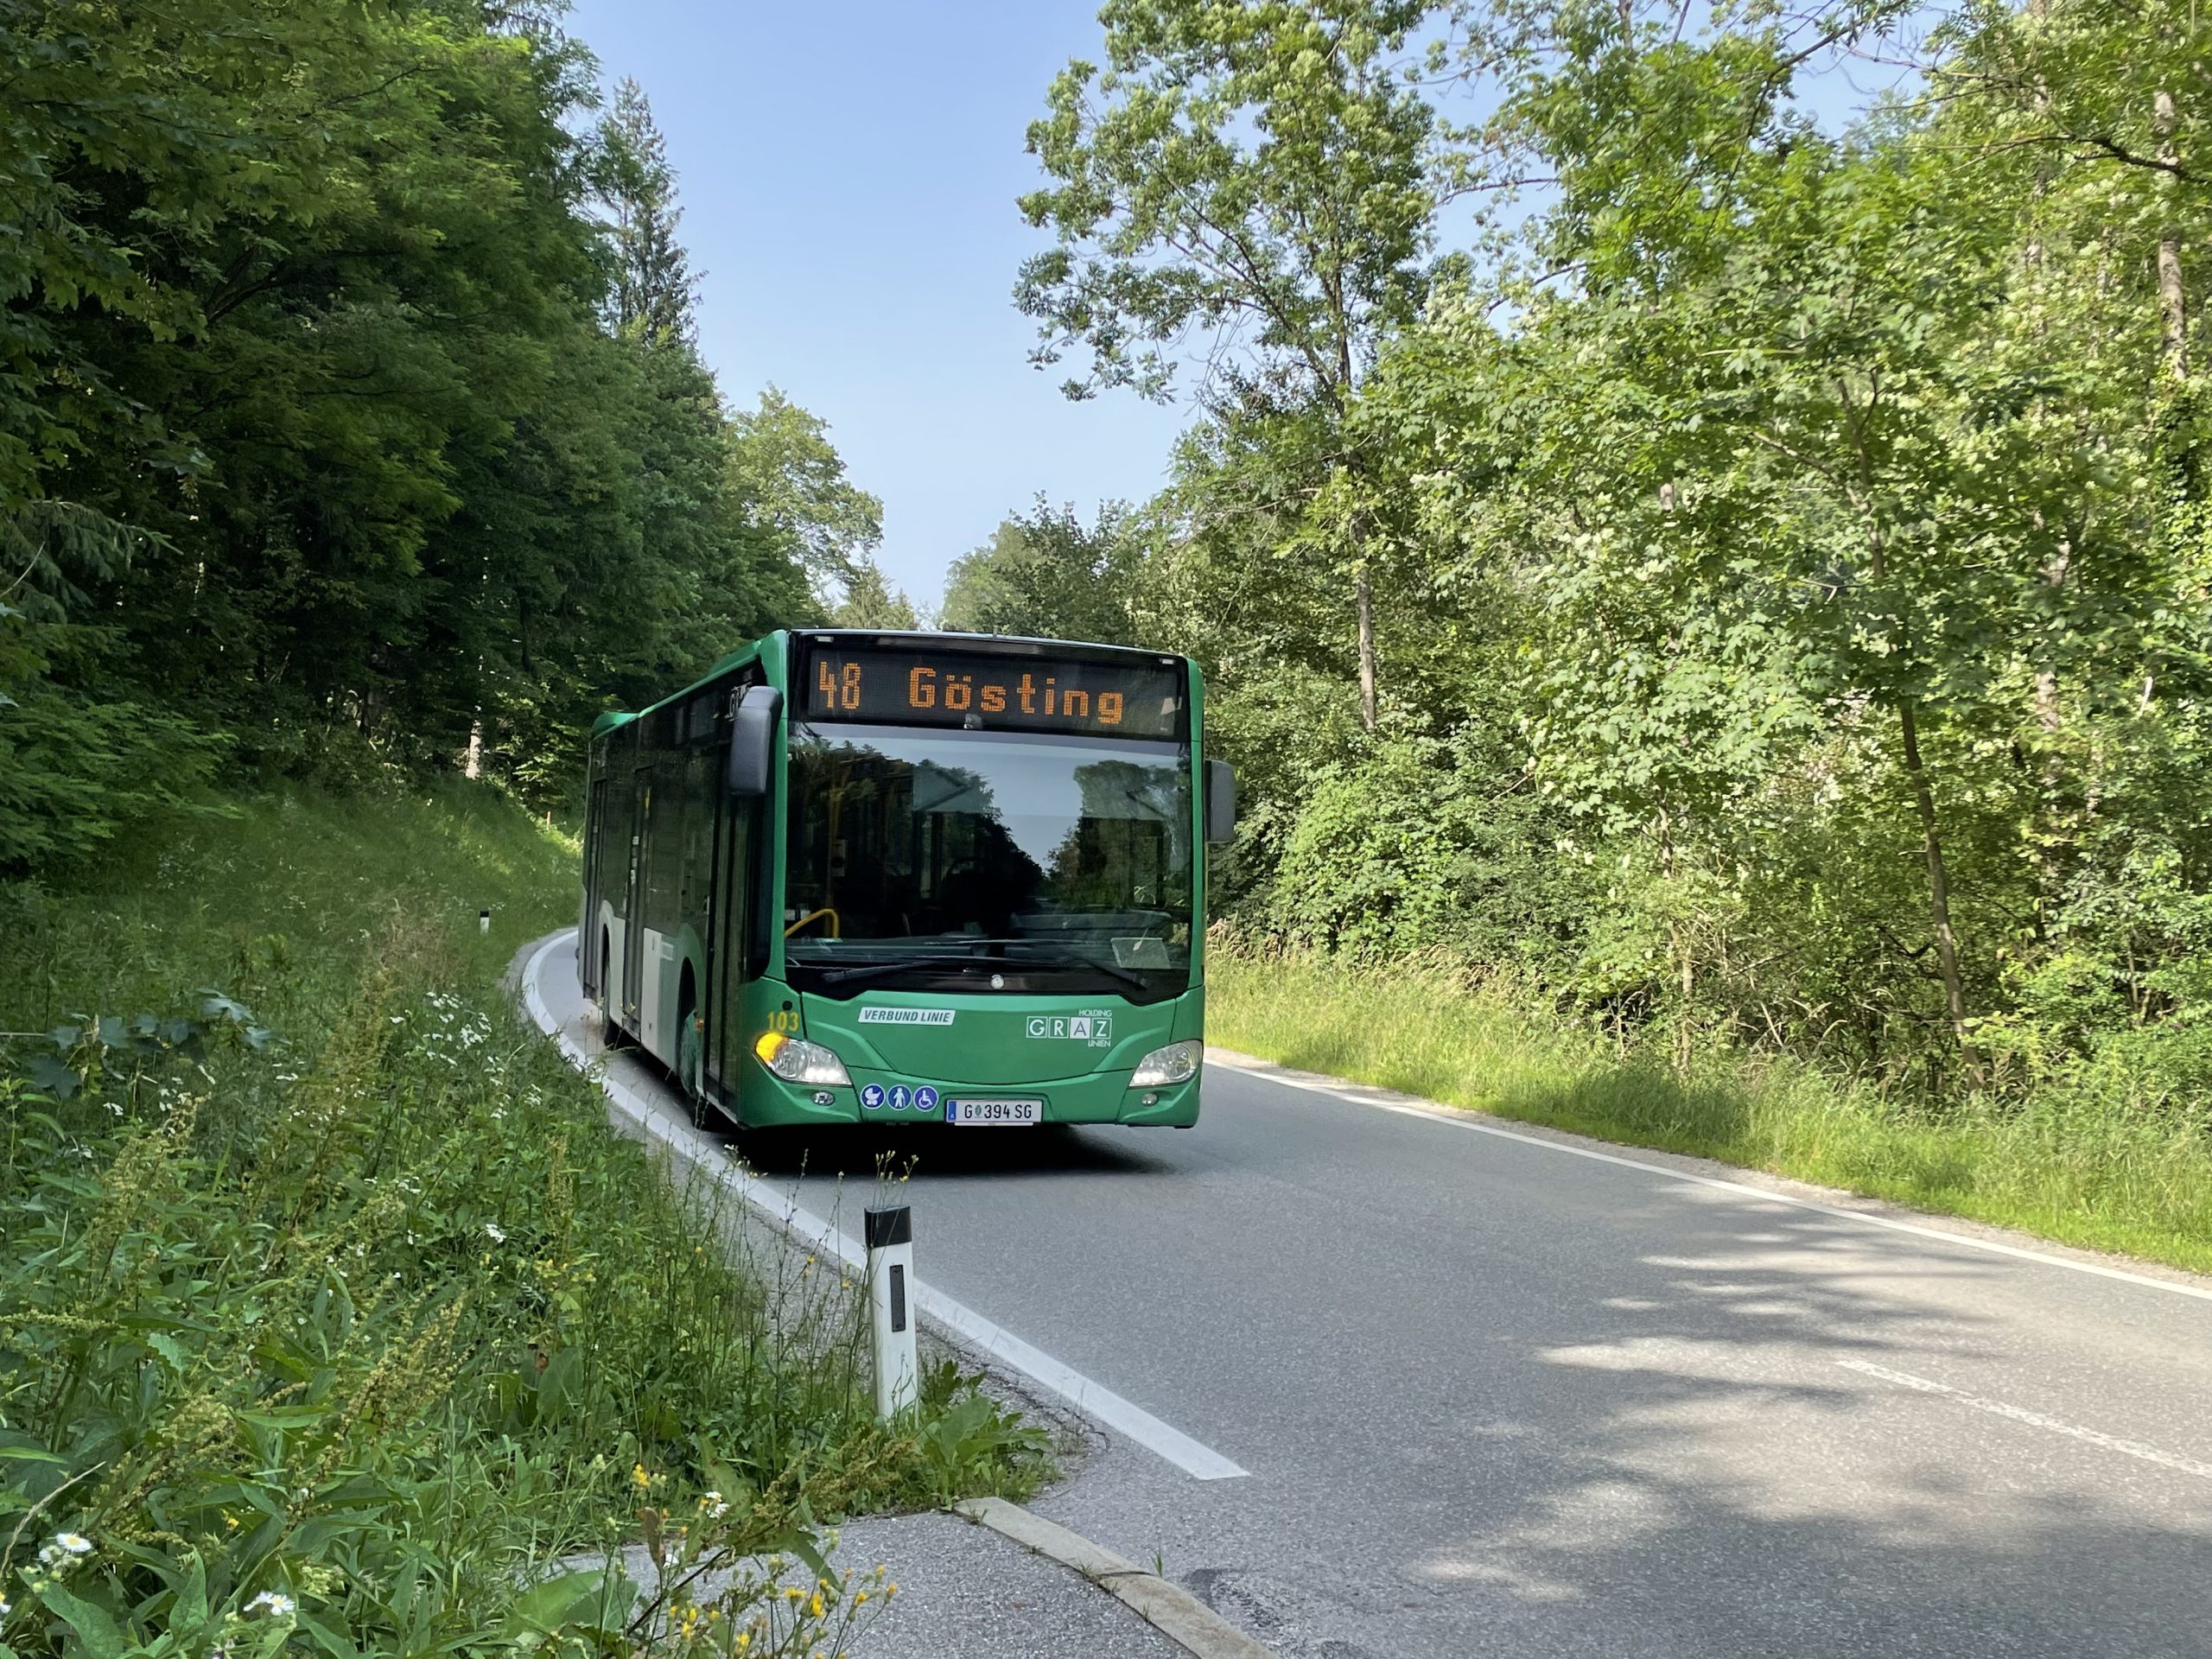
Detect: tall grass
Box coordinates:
(0, 784, 1044, 1658)
(1209, 947, 2212, 1274)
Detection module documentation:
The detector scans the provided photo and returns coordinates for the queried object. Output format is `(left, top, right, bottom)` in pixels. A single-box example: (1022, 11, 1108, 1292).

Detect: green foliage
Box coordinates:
(0, 788, 1046, 1656)
(1209, 944, 2212, 1273)
(727, 389, 887, 602)
(1263, 734, 1585, 966)
(941, 499, 1140, 643)
(829, 563, 922, 630)
(1017, 0, 1442, 404)
(601, 78, 702, 346)
(1013, 0, 2212, 1171)
(0, 0, 865, 864)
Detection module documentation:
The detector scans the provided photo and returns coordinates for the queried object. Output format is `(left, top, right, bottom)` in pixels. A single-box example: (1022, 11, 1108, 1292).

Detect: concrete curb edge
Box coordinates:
(950, 1497, 1274, 1659)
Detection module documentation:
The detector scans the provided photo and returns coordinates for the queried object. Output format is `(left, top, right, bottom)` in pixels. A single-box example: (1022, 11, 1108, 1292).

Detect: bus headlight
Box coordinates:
(1129, 1039, 1202, 1088)
(753, 1031, 852, 1087)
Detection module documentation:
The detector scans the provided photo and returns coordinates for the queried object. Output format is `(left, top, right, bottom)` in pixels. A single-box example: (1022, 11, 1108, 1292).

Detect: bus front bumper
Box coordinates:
(737, 1065, 1202, 1129)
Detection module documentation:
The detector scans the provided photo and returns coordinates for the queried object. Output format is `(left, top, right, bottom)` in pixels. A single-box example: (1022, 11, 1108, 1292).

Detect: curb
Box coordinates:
(511, 931, 1280, 1659)
(952, 1497, 1274, 1659)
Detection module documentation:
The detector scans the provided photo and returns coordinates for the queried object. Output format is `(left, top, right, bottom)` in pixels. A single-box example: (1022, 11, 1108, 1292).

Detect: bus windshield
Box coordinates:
(784, 722, 1192, 1000)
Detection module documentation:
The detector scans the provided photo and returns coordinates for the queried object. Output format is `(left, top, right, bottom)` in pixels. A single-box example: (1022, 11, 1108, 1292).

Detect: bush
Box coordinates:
(0, 787, 1046, 1656)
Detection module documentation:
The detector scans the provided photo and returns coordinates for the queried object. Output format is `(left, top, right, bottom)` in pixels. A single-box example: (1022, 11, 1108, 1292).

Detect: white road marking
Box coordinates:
(1212, 1055, 2212, 1306)
(1837, 1358, 2212, 1482)
(523, 933, 1249, 1483)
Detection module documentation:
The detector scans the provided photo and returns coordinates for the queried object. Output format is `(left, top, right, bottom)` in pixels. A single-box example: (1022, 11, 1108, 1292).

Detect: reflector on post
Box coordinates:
(864, 1205, 917, 1421)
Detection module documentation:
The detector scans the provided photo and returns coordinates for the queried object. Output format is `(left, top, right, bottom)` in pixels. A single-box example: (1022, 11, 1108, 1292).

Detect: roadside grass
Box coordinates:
(0, 784, 1046, 1658)
(1208, 948, 2212, 1276)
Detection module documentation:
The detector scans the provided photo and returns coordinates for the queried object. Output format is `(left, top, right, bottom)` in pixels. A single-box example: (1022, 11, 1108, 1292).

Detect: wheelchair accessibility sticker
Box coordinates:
(861, 1081, 942, 1113)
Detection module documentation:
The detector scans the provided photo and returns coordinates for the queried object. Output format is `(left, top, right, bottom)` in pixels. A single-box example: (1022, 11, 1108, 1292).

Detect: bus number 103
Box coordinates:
(817, 660, 863, 709)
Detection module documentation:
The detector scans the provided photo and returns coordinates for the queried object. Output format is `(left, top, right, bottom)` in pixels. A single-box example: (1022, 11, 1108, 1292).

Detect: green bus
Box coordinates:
(580, 629, 1235, 1131)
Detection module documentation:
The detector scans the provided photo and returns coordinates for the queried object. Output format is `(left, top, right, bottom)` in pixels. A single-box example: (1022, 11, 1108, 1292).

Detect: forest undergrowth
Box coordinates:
(0, 784, 1045, 1658)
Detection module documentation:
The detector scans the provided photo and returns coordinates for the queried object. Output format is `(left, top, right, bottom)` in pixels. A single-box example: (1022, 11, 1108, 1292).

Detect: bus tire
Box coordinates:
(677, 971, 712, 1129)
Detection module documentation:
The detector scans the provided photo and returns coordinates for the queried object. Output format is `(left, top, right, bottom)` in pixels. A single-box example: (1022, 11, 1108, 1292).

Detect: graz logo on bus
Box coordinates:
(1027, 1011, 1113, 1047)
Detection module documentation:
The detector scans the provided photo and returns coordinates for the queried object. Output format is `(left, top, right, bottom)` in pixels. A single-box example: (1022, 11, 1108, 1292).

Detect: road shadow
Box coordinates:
(718, 1120, 1181, 1183)
(1192, 1159, 2212, 1659)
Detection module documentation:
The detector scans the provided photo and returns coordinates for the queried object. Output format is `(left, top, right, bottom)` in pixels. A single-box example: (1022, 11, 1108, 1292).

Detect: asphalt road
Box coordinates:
(531, 938, 2212, 1658)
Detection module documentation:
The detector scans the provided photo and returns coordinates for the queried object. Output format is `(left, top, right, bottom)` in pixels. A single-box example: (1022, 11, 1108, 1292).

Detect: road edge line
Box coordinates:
(1207, 1047, 2212, 1305)
(952, 1497, 1276, 1659)
(518, 931, 1249, 1483)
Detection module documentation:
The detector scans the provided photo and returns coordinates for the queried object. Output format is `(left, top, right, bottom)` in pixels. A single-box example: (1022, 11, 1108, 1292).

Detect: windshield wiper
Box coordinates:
(1019, 950, 1151, 995)
(810, 945, 1153, 995)
(814, 953, 1005, 988)
(954, 940, 1156, 995)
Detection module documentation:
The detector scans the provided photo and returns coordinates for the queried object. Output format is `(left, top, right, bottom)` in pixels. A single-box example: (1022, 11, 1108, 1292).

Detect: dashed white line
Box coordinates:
(522, 931, 1250, 1484)
(1837, 1358, 2212, 1482)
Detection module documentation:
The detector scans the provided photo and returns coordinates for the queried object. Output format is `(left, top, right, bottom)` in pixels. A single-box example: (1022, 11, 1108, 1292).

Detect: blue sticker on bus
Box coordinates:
(861, 1084, 886, 1110)
(888, 1084, 912, 1112)
(914, 1085, 939, 1112)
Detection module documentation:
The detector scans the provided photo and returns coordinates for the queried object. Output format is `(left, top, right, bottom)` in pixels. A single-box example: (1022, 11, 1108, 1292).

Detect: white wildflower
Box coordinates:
(245, 1591, 296, 1618)
(483, 1223, 506, 1243)
(701, 1491, 729, 1519)
(54, 1534, 92, 1557)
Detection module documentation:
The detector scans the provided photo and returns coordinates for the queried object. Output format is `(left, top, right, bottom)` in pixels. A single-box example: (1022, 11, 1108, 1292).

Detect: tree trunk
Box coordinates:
(1897, 699, 1972, 1058)
(465, 715, 483, 780)
(2156, 90, 2186, 379)
(1355, 569, 1377, 733)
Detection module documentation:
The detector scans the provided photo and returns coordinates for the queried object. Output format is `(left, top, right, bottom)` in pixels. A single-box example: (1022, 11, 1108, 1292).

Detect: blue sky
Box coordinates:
(562, 0, 1191, 613)
(560, 3, 1917, 613)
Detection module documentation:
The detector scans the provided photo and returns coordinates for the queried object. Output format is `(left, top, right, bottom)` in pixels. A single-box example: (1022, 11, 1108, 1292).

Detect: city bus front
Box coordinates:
(752, 633, 1217, 1129)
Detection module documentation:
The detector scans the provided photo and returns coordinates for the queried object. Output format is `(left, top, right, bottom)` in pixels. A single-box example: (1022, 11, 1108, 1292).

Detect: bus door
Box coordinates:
(704, 782, 753, 1099)
(581, 776, 607, 997)
(622, 773, 650, 1023)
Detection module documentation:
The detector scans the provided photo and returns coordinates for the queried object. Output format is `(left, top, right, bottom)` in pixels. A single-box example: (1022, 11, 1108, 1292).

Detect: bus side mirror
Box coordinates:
(727, 685, 784, 798)
(1205, 759, 1236, 844)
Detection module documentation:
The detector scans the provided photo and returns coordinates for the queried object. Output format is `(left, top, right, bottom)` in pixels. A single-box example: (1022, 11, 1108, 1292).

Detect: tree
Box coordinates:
(600, 78, 700, 345)
(727, 388, 885, 600)
(1016, 0, 1449, 728)
(832, 562, 921, 629)
(0, 0, 828, 849)
(941, 500, 1138, 643)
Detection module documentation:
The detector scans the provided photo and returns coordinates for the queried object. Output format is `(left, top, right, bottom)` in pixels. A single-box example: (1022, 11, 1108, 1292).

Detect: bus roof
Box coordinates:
(591, 630, 1187, 741)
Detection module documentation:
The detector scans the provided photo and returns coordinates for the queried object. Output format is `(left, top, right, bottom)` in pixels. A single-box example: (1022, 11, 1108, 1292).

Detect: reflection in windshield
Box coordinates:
(784, 725, 1192, 993)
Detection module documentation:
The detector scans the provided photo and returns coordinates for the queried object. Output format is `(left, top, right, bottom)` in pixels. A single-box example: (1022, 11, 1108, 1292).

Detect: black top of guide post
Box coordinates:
(864, 1205, 912, 1249)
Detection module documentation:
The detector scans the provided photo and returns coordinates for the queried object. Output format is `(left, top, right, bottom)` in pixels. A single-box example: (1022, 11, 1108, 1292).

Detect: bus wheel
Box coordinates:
(677, 995, 709, 1128)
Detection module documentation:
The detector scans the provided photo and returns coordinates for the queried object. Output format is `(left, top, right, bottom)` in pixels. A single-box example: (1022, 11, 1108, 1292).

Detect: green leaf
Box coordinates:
(24, 1057, 79, 1101)
(29, 1582, 130, 1659)
(497, 1569, 631, 1642)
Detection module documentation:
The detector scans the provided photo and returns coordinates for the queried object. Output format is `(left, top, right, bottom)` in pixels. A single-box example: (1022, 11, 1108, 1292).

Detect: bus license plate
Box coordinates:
(945, 1097, 1043, 1127)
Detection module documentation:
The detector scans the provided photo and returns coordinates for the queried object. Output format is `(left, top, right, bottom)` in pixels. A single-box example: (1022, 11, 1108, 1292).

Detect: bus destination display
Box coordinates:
(801, 645, 1184, 739)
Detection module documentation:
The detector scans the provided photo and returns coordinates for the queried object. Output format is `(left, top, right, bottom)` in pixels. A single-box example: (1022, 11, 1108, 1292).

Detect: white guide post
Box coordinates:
(478, 908, 491, 934)
(866, 1205, 918, 1421)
